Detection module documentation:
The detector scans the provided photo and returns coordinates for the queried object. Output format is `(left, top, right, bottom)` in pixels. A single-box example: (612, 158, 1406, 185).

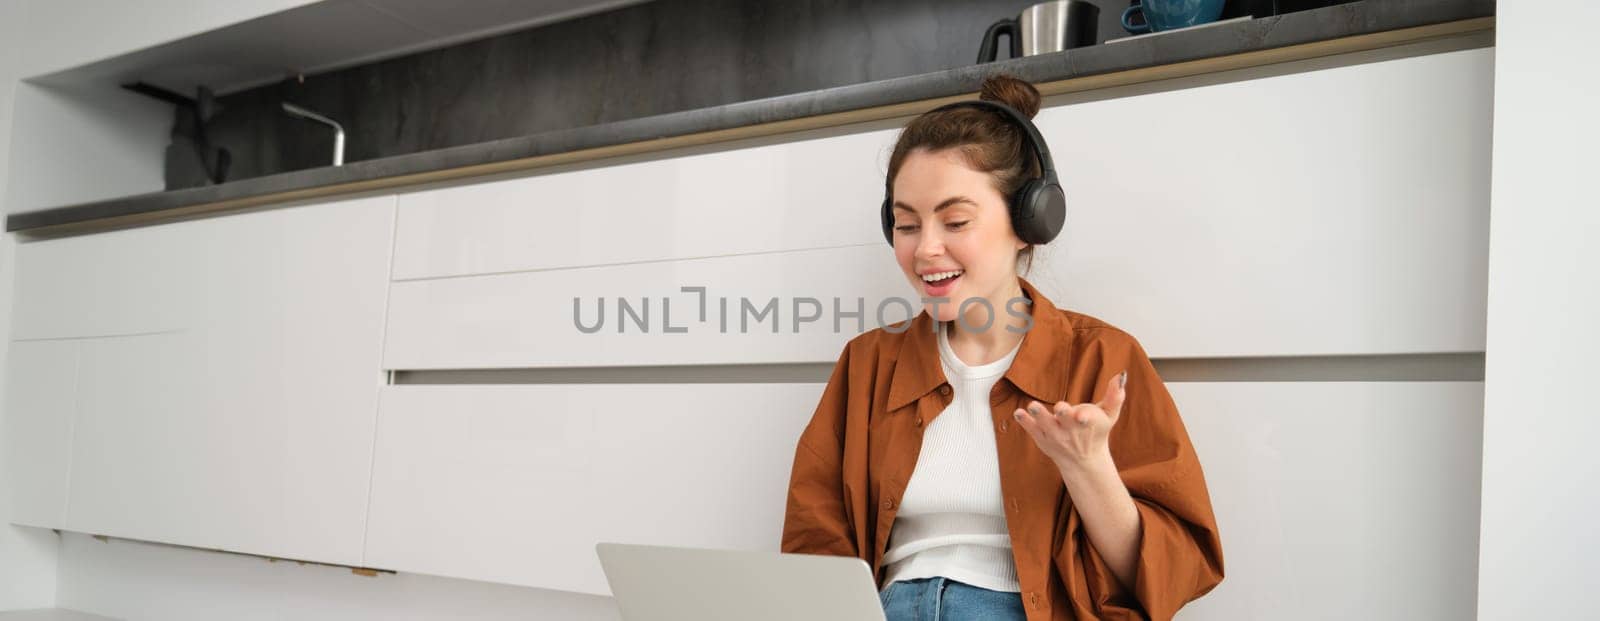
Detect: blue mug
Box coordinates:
(1121, 0, 1226, 34)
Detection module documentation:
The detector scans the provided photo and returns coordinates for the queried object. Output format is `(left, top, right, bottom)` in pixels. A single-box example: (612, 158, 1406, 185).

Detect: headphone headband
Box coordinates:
(927, 100, 1058, 180)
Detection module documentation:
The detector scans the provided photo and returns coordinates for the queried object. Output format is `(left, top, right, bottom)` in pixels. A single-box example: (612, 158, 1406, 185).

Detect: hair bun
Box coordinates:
(978, 73, 1042, 120)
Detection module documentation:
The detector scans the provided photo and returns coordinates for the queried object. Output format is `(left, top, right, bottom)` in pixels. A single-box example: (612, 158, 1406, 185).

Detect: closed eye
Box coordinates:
(895, 221, 968, 234)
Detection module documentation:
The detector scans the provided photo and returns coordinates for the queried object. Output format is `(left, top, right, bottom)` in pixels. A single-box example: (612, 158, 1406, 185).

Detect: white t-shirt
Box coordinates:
(880, 321, 1023, 593)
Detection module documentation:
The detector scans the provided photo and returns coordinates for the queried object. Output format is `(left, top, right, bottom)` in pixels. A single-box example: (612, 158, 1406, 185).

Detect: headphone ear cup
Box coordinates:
(1010, 179, 1067, 245)
(880, 196, 895, 245)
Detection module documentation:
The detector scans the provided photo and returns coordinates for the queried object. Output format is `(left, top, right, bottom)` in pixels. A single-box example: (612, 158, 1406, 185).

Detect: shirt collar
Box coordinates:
(885, 276, 1072, 411)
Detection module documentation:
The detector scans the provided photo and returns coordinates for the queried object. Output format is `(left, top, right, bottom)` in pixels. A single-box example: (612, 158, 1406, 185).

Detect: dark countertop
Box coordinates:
(6, 0, 1494, 233)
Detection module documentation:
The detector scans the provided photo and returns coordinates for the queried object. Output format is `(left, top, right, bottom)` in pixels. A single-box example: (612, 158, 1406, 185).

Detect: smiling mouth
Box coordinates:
(921, 270, 962, 292)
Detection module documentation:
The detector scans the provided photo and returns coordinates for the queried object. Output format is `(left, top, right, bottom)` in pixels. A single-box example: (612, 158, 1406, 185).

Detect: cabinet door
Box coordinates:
(2, 339, 79, 528)
(362, 383, 821, 594)
(390, 128, 890, 281)
(383, 244, 906, 370)
(9, 195, 396, 566)
(1172, 381, 1483, 620)
(1038, 48, 1492, 358)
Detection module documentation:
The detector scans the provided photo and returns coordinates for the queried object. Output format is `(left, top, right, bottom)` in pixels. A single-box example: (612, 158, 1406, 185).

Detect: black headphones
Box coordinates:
(880, 99, 1066, 246)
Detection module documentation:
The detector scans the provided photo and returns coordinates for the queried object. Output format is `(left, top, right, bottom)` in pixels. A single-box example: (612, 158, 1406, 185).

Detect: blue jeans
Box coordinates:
(879, 577, 1027, 620)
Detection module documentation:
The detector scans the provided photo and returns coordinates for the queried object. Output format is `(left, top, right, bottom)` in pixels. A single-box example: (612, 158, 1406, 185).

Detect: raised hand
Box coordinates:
(1012, 371, 1127, 470)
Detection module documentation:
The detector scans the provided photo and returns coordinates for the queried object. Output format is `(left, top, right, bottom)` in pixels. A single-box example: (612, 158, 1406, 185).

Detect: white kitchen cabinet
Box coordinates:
(2, 340, 79, 529)
(7, 195, 397, 566)
(385, 48, 1490, 369)
(1173, 381, 1483, 620)
(383, 243, 906, 370)
(389, 127, 890, 281)
(1040, 48, 1491, 360)
(362, 383, 822, 595)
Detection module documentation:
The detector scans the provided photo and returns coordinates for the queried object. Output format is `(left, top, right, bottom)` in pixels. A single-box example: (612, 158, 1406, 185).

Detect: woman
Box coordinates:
(780, 74, 1224, 621)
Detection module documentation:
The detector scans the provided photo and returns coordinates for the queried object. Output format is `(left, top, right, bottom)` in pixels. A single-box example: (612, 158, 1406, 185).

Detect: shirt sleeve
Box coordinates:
(780, 341, 860, 559)
(1054, 333, 1226, 620)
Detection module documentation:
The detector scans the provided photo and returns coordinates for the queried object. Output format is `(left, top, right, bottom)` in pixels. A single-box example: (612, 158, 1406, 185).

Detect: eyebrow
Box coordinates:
(892, 196, 977, 213)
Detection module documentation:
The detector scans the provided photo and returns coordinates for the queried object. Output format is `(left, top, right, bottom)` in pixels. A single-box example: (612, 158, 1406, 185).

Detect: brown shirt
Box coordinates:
(781, 277, 1224, 620)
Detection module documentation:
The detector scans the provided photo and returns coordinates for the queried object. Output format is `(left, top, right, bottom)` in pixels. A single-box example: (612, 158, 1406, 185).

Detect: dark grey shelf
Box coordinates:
(6, 0, 1493, 234)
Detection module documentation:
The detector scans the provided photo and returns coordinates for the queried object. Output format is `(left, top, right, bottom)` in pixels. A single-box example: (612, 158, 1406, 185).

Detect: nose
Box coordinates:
(914, 226, 945, 260)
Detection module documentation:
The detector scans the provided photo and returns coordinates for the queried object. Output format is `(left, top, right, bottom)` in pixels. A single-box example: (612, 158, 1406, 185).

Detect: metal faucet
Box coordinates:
(281, 102, 345, 166)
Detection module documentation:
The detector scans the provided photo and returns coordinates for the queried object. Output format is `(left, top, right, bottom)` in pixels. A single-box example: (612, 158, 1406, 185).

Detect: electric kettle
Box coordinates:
(978, 0, 1100, 64)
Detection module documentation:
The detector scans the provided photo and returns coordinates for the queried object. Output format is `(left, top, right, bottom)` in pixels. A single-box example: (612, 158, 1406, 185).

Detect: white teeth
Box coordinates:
(921, 270, 963, 282)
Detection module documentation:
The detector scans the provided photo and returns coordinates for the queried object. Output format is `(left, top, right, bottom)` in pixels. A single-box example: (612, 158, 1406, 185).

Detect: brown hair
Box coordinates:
(886, 73, 1046, 275)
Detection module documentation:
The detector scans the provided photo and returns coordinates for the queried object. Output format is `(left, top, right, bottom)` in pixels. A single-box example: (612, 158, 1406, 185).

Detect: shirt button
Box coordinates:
(915, 416, 923, 427)
(882, 497, 896, 510)
(938, 385, 951, 396)
(1009, 497, 1019, 512)
(1029, 591, 1040, 607)
(1000, 420, 1009, 432)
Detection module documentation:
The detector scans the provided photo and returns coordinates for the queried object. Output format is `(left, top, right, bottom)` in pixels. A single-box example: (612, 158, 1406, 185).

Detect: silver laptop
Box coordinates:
(595, 542, 887, 621)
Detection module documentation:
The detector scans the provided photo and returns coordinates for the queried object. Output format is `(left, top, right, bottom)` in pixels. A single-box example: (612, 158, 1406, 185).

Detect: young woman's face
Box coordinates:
(889, 147, 1026, 326)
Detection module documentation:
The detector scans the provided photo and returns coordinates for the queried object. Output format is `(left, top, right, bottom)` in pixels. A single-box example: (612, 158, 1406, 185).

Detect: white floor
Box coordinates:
(0, 610, 117, 621)
(47, 532, 621, 621)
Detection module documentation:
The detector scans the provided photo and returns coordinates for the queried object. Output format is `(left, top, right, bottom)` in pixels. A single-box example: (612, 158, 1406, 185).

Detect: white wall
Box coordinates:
(1478, 2, 1600, 619)
(0, 0, 63, 611)
(9, 0, 321, 78)
(1, 82, 174, 214)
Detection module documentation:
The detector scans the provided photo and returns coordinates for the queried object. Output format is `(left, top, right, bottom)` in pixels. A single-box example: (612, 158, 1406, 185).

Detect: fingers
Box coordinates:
(1040, 401, 1091, 426)
(1053, 401, 1091, 424)
(1013, 402, 1041, 435)
(1097, 371, 1128, 420)
(1021, 401, 1053, 426)
(1016, 390, 1119, 434)
(1014, 401, 1058, 434)
(1017, 400, 1090, 428)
